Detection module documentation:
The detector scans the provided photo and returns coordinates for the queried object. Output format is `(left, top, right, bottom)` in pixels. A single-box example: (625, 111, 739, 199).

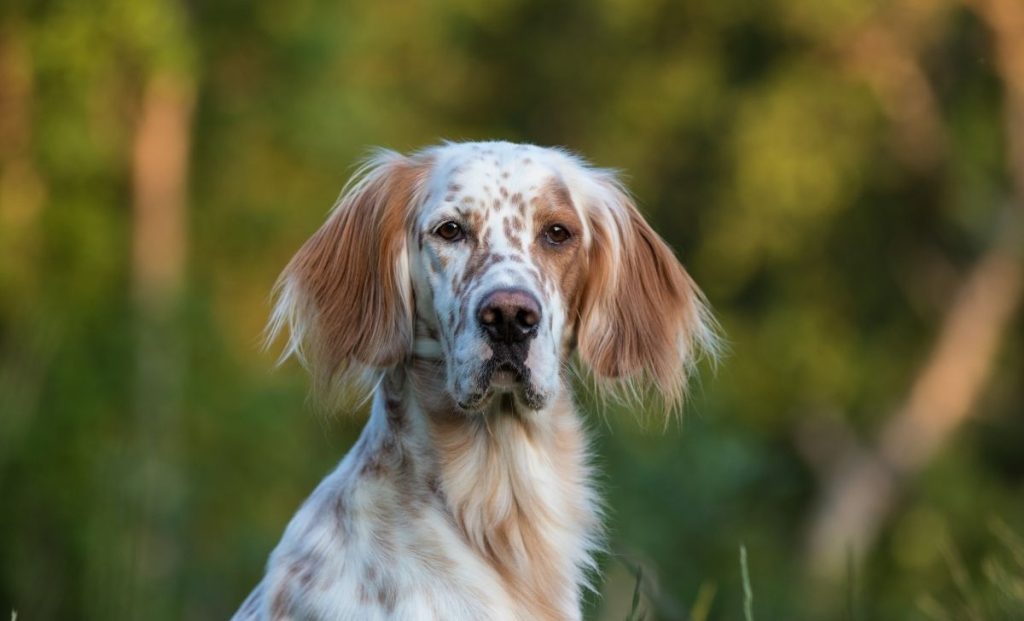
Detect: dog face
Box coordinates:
(409, 145, 588, 411)
(269, 141, 716, 414)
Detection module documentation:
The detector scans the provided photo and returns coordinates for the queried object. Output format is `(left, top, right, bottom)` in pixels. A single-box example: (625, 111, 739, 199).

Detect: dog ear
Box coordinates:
(574, 174, 718, 413)
(267, 150, 428, 401)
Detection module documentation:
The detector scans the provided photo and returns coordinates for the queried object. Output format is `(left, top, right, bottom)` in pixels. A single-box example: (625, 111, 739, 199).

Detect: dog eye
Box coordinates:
(434, 221, 465, 242)
(544, 224, 572, 245)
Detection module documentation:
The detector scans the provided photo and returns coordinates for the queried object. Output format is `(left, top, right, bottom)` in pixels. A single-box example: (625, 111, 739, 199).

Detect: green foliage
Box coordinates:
(1, 0, 1022, 619)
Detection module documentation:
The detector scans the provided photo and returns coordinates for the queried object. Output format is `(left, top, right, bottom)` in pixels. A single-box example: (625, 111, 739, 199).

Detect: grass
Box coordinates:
(625, 564, 647, 621)
(618, 521, 1024, 621)
(622, 545, 755, 621)
(740, 544, 754, 621)
(689, 582, 718, 621)
(916, 518, 1024, 620)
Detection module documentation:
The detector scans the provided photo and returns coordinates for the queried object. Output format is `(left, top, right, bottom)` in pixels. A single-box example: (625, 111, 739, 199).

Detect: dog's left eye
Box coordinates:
(544, 224, 572, 245)
(434, 221, 465, 242)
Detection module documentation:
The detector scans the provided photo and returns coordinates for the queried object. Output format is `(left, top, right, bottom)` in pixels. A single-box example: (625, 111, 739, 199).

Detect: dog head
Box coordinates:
(269, 141, 717, 414)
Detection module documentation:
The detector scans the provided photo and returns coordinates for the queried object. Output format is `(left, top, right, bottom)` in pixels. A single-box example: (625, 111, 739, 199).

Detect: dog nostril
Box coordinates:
(517, 309, 538, 328)
(480, 308, 498, 326)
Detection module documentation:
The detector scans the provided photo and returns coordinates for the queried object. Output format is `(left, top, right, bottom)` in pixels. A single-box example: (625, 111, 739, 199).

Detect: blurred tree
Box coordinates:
(128, 71, 195, 620)
(805, 0, 1024, 581)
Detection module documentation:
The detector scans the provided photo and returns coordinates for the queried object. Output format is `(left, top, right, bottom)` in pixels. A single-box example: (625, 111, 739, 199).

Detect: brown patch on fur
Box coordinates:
(531, 180, 585, 307)
(359, 438, 386, 476)
(357, 583, 372, 605)
(294, 557, 316, 588)
(270, 579, 291, 619)
(503, 217, 524, 251)
(576, 180, 704, 408)
(455, 234, 492, 296)
(270, 553, 324, 616)
(278, 153, 431, 395)
(546, 180, 573, 209)
(376, 581, 398, 613)
(516, 196, 528, 216)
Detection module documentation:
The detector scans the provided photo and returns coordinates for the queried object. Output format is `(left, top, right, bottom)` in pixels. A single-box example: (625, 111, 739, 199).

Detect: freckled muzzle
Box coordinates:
(457, 287, 547, 411)
(476, 287, 540, 383)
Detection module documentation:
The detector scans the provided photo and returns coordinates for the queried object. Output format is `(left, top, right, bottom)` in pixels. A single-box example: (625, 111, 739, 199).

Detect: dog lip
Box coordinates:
(457, 356, 547, 413)
(494, 360, 520, 374)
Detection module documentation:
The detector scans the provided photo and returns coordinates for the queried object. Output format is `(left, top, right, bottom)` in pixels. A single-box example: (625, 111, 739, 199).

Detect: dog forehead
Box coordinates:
(453, 151, 551, 191)
(421, 142, 563, 213)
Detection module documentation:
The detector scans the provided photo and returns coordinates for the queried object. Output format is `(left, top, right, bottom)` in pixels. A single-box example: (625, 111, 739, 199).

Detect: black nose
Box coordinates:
(477, 288, 541, 344)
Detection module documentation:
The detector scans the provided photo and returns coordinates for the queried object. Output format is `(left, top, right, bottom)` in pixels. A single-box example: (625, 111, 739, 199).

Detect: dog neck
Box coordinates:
(362, 360, 600, 620)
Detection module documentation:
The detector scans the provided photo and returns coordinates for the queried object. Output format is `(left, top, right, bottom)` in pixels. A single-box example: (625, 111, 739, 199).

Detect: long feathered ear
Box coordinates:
(574, 172, 719, 414)
(266, 150, 428, 403)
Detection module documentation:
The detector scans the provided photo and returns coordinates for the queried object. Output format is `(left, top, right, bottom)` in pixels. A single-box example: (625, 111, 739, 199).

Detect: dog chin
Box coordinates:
(454, 361, 547, 413)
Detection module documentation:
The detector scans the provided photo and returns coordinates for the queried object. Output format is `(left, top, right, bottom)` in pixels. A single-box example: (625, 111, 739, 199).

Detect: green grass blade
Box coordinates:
(740, 544, 754, 621)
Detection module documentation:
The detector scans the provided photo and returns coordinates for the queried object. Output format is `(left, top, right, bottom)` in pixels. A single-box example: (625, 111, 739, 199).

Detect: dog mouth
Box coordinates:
(456, 358, 546, 412)
(489, 360, 527, 388)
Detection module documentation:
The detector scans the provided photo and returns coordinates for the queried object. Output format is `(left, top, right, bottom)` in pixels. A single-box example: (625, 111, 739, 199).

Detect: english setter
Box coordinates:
(234, 141, 717, 620)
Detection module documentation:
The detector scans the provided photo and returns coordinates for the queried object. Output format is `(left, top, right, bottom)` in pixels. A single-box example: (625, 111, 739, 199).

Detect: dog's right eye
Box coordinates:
(434, 221, 465, 242)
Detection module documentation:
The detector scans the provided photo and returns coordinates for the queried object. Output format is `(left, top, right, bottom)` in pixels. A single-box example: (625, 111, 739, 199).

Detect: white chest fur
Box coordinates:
(234, 381, 600, 621)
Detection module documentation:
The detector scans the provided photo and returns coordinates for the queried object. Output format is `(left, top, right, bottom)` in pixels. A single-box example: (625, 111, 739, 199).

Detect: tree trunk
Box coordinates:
(127, 71, 195, 620)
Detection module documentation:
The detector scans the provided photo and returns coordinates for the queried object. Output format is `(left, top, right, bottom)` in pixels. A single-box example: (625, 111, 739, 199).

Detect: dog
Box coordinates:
(233, 141, 717, 620)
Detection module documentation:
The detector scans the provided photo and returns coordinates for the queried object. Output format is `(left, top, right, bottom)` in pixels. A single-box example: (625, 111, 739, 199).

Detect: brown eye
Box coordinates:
(544, 224, 572, 245)
(434, 221, 464, 241)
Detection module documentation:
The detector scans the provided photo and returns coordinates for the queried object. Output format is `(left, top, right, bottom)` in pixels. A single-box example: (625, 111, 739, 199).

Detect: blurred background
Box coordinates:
(1, 0, 1023, 619)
